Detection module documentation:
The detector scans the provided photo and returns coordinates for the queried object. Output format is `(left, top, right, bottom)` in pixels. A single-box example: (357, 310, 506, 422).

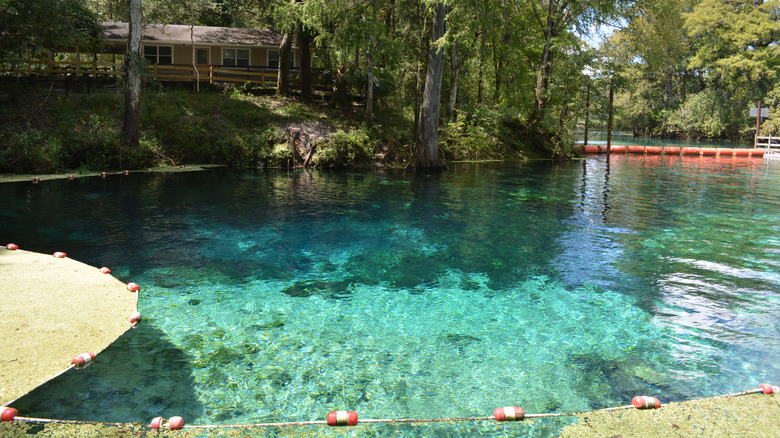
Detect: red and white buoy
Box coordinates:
(632, 395, 661, 409)
(129, 311, 142, 324)
(100, 267, 111, 274)
(150, 416, 184, 430)
(494, 406, 524, 421)
(100, 172, 107, 178)
(68, 174, 76, 180)
(127, 282, 140, 292)
(150, 417, 164, 429)
(71, 352, 96, 369)
(760, 383, 779, 394)
(123, 170, 130, 175)
(326, 410, 358, 426)
(6, 243, 19, 250)
(53, 251, 67, 258)
(169, 416, 184, 430)
(147, 168, 152, 172)
(1, 407, 18, 422)
(32, 177, 40, 184)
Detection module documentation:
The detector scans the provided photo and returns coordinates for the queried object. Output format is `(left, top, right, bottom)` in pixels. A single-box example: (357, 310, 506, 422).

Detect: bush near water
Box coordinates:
(0, 84, 561, 174)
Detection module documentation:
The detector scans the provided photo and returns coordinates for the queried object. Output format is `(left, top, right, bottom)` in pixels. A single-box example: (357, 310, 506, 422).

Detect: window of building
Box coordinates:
(196, 48, 209, 65)
(143, 45, 172, 65)
(267, 50, 295, 69)
(223, 48, 249, 67)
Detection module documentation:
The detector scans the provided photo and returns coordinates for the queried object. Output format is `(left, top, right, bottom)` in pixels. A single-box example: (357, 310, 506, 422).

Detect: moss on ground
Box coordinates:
(560, 393, 780, 437)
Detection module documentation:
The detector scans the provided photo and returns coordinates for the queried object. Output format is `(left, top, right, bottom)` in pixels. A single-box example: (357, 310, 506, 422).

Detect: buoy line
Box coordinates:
(2, 386, 775, 431)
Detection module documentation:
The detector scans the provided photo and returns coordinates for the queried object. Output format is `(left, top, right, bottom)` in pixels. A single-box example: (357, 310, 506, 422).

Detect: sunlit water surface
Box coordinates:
(2, 156, 779, 436)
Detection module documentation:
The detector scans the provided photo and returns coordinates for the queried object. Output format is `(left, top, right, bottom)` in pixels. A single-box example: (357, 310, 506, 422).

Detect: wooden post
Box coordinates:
(755, 101, 762, 148)
(209, 65, 213, 84)
(584, 82, 590, 146)
(607, 84, 614, 155)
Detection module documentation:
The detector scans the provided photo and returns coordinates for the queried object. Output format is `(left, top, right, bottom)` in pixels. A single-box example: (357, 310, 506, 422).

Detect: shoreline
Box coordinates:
(1, 391, 778, 437)
(0, 164, 222, 184)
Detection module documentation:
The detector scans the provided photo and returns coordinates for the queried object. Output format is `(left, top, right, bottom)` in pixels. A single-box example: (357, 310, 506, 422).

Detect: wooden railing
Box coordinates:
(1, 60, 326, 89)
(149, 64, 278, 86)
(755, 136, 779, 149)
(0, 60, 122, 77)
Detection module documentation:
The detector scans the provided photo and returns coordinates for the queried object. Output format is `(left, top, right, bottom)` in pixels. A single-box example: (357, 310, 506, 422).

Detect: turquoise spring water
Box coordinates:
(2, 156, 779, 436)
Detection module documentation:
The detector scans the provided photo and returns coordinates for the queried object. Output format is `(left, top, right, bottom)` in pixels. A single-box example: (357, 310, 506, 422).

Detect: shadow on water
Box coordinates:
(10, 324, 203, 423)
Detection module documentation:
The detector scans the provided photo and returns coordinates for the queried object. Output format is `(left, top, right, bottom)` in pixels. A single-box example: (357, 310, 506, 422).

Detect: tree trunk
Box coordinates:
(448, 41, 458, 120)
(299, 24, 312, 103)
(478, 31, 485, 104)
(277, 30, 292, 97)
(121, 0, 142, 147)
(413, 2, 446, 171)
(191, 24, 199, 92)
(366, 31, 376, 126)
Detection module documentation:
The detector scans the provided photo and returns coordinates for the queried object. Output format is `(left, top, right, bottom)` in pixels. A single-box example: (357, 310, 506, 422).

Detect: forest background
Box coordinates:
(1, 0, 778, 172)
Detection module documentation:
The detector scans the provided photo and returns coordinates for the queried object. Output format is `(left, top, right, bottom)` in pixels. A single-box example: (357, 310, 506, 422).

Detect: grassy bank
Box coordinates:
(0, 84, 568, 174)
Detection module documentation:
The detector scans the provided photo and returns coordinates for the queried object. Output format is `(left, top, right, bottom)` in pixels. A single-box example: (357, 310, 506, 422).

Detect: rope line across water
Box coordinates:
(2, 386, 773, 431)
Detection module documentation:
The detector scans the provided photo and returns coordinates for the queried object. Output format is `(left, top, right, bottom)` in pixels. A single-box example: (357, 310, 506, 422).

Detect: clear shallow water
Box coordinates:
(2, 157, 779, 436)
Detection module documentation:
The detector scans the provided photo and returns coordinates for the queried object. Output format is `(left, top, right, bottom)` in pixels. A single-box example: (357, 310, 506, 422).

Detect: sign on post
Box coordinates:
(750, 107, 769, 118)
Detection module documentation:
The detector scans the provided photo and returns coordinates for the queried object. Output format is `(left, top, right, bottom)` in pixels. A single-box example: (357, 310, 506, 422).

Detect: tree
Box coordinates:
(413, 2, 446, 170)
(121, 0, 142, 147)
(0, 0, 101, 63)
(524, 0, 630, 123)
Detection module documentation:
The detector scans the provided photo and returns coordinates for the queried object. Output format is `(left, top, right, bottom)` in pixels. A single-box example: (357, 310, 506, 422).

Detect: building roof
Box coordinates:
(101, 22, 283, 47)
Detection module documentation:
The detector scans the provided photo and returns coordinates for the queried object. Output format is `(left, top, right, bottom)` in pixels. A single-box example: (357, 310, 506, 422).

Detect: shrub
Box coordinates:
(311, 127, 374, 168)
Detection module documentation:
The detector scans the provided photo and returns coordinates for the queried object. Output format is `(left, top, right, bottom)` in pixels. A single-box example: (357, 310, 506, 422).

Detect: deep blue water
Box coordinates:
(2, 157, 779, 436)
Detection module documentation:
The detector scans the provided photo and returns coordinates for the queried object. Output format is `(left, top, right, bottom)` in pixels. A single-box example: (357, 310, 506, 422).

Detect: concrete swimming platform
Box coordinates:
(0, 247, 138, 406)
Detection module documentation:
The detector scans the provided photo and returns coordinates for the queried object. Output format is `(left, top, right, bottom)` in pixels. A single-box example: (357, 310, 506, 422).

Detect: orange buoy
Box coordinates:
(632, 396, 661, 409)
(664, 146, 681, 155)
(610, 145, 627, 154)
(718, 149, 735, 157)
(494, 406, 524, 421)
(326, 410, 358, 426)
(127, 282, 140, 292)
(760, 384, 779, 394)
(71, 352, 96, 369)
(750, 149, 765, 158)
(734, 149, 750, 156)
(100, 267, 111, 274)
(701, 148, 717, 156)
(627, 145, 645, 154)
(1, 407, 18, 422)
(645, 146, 662, 155)
(583, 145, 600, 154)
(681, 147, 700, 156)
(53, 251, 67, 258)
(6, 243, 19, 250)
(129, 311, 142, 324)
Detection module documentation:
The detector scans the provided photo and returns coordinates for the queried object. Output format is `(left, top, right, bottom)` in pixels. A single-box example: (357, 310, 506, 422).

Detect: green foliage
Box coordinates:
(312, 127, 375, 169)
(665, 89, 732, 139)
(0, 0, 102, 62)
